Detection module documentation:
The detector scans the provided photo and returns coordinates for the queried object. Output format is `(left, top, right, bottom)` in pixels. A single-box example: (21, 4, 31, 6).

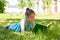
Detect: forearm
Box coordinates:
(21, 30, 25, 33)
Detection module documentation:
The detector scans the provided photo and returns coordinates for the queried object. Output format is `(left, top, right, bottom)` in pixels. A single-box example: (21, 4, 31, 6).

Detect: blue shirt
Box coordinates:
(8, 22, 34, 32)
(25, 22, 33, 31)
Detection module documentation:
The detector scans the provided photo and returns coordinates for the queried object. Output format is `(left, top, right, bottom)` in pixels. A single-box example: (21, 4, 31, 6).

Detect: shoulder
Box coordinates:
(20, 18, 25, 21)
(20, 18, 26, 32)
(20, 18, 26, 23)
(20, 18, 27, 26)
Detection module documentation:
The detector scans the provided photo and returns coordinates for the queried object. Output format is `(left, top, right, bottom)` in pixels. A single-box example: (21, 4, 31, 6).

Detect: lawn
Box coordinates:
(0, 14, 60, 40)
(0, 13, 60, 19)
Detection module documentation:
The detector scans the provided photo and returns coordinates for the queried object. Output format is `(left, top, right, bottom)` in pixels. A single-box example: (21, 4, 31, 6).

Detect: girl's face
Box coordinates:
(26, 13, 35, 22)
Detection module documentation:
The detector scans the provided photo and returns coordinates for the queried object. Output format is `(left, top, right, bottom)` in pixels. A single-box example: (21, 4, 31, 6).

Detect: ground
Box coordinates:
(0, 14, 60, 40)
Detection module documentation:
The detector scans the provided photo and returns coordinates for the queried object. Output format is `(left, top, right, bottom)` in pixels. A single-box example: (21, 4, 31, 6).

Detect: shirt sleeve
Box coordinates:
(20, 18, 25, 32)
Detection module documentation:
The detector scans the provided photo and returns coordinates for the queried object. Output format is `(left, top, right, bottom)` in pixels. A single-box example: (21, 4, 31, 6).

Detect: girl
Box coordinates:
(5, 8, 52, 33)
(6, 8, 36, 32)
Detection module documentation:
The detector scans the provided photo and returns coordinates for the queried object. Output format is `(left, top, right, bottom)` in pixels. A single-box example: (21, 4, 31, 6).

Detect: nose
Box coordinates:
(31, 18, 34, 21)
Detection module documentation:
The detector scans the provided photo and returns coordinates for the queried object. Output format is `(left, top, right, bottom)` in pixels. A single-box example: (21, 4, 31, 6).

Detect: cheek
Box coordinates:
(27, 17, 31, 20)
(30, 18, 34, 21)
(29, 18, 32, 20)
(31, 18, 34, 21)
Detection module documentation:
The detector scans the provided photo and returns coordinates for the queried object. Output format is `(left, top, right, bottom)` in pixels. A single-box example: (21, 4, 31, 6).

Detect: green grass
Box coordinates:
(0, 13, 60, 26)
(0, 20, 60, 40)
(0, 14, 60, 40)
(0, 14, 60, 20)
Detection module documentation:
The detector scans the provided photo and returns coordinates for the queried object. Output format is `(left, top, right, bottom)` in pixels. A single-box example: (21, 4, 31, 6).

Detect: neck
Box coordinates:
(27, 21, 30, 25)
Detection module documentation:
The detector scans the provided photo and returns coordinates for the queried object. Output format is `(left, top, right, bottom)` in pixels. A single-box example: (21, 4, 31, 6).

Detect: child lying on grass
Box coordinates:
(0, 8, 52, 33)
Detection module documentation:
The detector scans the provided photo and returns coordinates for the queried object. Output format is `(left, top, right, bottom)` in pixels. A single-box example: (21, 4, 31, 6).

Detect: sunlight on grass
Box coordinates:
(0, 14, 24, 20)
(0, 14, 60, 20)
(35, 14, 60, 19)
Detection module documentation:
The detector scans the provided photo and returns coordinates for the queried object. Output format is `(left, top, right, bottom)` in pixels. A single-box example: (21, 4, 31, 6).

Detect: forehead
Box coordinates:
(27, 13, 35, 17)
(30, 13, 35, 16)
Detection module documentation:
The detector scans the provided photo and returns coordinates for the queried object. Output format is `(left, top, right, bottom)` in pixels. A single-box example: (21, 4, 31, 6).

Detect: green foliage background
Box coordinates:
(0, 0, 6, 13)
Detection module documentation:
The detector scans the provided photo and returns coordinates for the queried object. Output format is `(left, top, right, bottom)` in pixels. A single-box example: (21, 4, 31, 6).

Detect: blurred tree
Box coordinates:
(18, 0, 35, 13)
(42, 0, 52, 9)
(25, 0, 35, 8)
(42, 0, 52, 13)
(0, 0, 6, 13)
(18, 0, 25, 9)
(18, 0, 35, 9)
(54, 0, 57, 13)
(18, 0, 26, 13)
